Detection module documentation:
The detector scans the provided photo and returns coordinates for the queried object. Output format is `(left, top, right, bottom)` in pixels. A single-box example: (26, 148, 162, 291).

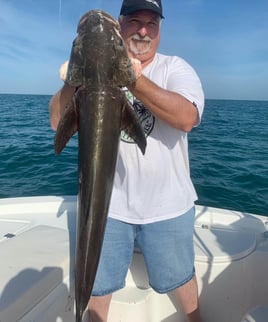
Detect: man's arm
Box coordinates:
(49, 59, 200, 132)
(128, 75, 199, 132)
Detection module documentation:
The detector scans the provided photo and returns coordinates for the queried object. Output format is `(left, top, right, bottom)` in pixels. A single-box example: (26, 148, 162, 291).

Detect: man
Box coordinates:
(50, 0, 205, 321)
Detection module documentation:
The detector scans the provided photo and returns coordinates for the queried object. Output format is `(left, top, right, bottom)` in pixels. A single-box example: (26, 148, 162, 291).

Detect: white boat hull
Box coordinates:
(1, 196, 268, 322)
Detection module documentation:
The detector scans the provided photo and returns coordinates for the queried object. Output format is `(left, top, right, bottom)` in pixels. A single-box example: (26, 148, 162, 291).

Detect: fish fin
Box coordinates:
(121, 98, 147, 155)
(54, 97, 78, 154)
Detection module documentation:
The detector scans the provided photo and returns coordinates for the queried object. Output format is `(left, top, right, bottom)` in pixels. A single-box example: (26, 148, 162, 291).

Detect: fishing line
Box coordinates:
(59, 0, 62, 27)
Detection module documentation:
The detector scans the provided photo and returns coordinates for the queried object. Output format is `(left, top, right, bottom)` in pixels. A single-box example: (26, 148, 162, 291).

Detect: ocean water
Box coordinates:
(0, 94, 267, 216)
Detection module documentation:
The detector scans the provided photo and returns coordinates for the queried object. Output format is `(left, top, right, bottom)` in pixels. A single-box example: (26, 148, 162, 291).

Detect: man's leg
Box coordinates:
(136, 208, 203, 321)
(88, 294, 112, 322)
(172, 276, 203, 322)
(87, 278, 202, 322)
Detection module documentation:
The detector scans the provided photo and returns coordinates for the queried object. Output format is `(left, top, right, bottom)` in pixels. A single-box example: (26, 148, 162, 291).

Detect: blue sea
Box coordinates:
(0, 94, 267, 216)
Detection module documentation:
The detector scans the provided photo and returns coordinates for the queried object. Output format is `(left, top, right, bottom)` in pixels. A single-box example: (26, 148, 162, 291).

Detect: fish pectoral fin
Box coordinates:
(121, 100, 147, 155)
(54, 97, 78, 154)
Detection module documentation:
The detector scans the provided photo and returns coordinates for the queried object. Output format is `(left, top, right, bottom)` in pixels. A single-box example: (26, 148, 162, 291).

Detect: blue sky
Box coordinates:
(1, 0, 268, 100)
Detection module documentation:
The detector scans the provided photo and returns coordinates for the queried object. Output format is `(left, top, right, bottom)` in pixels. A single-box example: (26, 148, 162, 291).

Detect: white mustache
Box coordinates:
(131, 34, 152, 42)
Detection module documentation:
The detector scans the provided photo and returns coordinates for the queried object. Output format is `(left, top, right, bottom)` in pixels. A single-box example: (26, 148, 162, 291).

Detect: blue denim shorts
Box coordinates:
(92, 207, 195, 295)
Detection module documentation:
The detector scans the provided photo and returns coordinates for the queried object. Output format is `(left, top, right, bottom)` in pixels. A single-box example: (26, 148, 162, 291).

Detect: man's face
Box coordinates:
(119, 10, 161, 66)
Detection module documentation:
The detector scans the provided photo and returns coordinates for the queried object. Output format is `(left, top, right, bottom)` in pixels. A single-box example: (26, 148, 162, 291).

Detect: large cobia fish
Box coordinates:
(54, 10, 146, 322)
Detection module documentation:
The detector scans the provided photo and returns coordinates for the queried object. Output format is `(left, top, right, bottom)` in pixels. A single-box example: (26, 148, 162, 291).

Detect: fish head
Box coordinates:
(66, 10, 137, 87)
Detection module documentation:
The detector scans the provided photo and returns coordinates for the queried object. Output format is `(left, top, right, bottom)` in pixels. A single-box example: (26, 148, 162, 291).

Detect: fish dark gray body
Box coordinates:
(54, 10, 146, 322)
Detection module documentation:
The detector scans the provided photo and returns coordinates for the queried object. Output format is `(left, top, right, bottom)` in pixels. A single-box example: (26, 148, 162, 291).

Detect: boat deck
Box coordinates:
(1, 196, 268, 322)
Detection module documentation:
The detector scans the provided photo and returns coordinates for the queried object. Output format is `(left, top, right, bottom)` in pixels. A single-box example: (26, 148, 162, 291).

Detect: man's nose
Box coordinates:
(137, 25, 148, 37)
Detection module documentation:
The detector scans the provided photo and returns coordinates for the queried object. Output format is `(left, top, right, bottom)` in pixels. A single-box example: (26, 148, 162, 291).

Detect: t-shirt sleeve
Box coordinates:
(166, 56, 205, 124)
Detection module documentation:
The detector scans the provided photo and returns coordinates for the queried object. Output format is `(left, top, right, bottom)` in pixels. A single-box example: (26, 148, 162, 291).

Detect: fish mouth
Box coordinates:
(78, 10, 120, 35)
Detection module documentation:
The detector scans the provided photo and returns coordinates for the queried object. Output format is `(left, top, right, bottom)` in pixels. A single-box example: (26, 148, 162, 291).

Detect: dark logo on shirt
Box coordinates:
(121, 91, 155, 143)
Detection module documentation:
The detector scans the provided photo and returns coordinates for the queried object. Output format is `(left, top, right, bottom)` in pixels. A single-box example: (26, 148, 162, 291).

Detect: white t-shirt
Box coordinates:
(109, 53, 204, 224)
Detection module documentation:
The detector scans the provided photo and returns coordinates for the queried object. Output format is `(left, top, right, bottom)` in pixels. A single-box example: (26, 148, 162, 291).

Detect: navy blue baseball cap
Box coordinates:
(120, 0, 164, 19)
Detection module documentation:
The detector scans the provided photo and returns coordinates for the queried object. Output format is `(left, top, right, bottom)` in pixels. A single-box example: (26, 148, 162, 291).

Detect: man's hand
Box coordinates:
(59, 58, 141, 83)
(59, 61, 69, 82)
(130, 58, 142, 80)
